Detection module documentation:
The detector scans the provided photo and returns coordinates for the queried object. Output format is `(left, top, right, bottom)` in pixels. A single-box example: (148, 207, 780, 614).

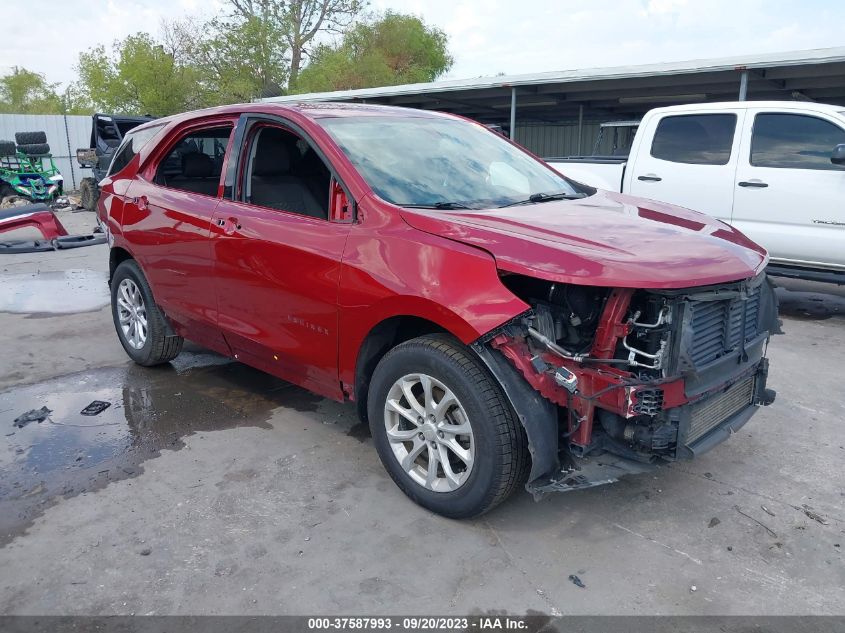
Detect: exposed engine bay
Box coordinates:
(478, 272, 779, 496)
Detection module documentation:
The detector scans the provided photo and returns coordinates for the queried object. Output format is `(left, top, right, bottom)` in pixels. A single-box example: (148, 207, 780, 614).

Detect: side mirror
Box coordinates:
(831, 144, 845, 166)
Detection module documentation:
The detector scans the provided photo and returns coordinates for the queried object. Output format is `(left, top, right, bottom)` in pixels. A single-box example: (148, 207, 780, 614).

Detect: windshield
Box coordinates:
(319, 115, 581, 209)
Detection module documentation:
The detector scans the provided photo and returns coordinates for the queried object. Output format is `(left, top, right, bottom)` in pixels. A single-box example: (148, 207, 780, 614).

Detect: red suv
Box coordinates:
(99, 103, 777, 517)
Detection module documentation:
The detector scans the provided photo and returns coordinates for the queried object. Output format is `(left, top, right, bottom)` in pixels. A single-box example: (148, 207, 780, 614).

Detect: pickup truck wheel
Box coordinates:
(368, 334, 529, 518)
(111, 260, 183, 366)
(79, 178, 99, 211)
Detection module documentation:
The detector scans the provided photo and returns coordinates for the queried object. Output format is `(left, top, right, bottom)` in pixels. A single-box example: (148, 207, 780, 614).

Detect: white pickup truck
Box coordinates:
(548, 101, 845, 283)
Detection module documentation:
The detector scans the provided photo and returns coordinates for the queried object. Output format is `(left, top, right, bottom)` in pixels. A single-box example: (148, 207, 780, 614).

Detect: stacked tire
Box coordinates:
(15, 132, 50, 156)
(0, 140, 16, 156)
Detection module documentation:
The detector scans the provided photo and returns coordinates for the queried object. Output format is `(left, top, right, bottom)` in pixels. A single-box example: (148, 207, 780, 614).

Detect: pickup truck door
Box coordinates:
(627, 110, 744, 223)
(731, 108, 845, 270)
(211, 116, 351, 400)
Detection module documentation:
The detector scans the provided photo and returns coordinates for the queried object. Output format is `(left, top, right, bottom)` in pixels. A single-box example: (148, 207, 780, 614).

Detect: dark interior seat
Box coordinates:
(293, 148, 331, 210)
(169, 152, 219, 196)
(250, 129, 325, 219)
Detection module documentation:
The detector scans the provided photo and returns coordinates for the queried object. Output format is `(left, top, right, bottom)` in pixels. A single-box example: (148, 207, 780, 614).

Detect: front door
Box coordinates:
(627, 110, 744, 222)
(211, 120, 351, 399)
(732, 109, 845, 270)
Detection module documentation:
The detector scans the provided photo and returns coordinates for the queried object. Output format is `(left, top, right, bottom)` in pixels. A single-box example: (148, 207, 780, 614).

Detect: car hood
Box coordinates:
(398, 190, 767, 289)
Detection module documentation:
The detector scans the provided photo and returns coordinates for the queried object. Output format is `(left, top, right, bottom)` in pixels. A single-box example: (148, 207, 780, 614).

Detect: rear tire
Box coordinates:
(368, 334, 529, 518)
(111, 260, 183, 366)
(79, 178, 99, 211)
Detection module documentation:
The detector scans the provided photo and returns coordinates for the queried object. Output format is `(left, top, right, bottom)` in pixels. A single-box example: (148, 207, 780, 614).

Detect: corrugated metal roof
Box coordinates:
(261, 46, 845, 103)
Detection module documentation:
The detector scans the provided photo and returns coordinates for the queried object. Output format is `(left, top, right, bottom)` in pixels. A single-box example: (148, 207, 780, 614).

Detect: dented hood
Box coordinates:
(399, 190, 768, 289)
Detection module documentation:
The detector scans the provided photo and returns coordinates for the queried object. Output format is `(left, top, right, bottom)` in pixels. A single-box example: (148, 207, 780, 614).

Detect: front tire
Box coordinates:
(79, 178, 99, 211)
(368, 334, 529, 518)
(111, 260, 183, 366)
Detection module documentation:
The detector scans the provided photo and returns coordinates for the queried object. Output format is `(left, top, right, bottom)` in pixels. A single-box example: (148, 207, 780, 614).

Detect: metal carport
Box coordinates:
(261, 47, 845, 157)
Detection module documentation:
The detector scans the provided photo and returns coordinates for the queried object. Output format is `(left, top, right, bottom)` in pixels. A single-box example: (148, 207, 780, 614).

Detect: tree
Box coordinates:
(294, 12, 453, 93)
(188, 14, 290, 102)
(0, 67, 64, 114)
(75, 33, 206, 116)
(228, 0, 364, 87)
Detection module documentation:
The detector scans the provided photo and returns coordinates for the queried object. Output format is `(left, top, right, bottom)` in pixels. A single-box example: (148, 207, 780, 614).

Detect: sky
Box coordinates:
(2, 0, 844, 89)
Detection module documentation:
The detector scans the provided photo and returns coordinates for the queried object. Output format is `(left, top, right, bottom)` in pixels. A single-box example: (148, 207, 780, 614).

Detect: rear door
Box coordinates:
(211, 115, 352, 399)
(121, 118, 236, 351)
(732, 108, 845, 270)
(627, 109, 744, 221)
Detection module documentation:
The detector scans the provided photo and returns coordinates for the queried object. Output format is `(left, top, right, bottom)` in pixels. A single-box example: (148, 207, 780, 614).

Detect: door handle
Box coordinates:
(222, 217, 241, 235)
(738, 180, 768, 188)
(637, 174, 662, 182)
(132, 195, 148, 211)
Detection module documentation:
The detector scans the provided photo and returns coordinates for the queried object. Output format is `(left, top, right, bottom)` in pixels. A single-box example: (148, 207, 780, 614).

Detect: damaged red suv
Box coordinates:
(99, 103, 777, 517)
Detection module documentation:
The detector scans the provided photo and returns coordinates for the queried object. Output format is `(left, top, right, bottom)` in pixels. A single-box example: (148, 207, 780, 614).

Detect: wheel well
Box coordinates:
(109, 247, 133, 283)
(353, 316, 449, 422)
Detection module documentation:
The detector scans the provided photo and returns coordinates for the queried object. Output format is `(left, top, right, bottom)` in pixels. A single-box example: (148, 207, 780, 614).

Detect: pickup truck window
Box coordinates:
(751, 113, 845, 171)
(107, 124, 164, 177)
(319, 115, 579, 209)
(153, 126, 232, 196)
(650, 114, 736, 166)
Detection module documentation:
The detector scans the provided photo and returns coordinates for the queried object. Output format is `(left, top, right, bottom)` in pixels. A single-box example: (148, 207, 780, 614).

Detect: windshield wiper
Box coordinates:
(401, 201, 472, 210)
(499, 191, 587, 208)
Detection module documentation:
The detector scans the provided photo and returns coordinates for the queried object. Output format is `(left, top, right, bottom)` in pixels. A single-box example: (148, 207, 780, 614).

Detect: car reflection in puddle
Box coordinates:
(0, 352, 322, 546)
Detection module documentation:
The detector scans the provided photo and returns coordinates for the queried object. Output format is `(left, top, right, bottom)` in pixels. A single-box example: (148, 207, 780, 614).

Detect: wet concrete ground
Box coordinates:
(0, 220, 843, 615)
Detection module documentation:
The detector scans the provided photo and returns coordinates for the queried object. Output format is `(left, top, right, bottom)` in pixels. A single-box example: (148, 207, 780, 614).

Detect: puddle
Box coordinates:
(0, 354, 322, 546)
(0, 269, 110, 315)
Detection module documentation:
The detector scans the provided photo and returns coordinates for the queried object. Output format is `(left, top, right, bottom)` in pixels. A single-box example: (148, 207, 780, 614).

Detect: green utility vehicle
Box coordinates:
(0, 132, 63, 202)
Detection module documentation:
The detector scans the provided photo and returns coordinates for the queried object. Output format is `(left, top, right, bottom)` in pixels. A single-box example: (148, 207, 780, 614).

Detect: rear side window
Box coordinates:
(751, 113, 845, 171)
(154, 126, 233, 197)
(107, 124, 163, 176)
(650, 114, 737, 165)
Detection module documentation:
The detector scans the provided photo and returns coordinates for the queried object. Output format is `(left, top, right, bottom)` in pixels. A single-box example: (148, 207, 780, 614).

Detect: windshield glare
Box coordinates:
(319, 115, 580, 209)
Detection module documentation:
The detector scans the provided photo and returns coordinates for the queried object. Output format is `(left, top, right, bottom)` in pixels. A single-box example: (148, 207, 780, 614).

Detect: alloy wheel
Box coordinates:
(383, 373, 475, 492)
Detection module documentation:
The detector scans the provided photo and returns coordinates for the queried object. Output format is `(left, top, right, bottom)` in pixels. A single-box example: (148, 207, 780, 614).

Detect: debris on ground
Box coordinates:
(690, 585, 697, 592)
(795, 505, 829, 525)
(1, 195, 30, 209)
(568, 574, 585, 588)
(761, 505, 775, 517)
(708, 517, 720, 528)
(727, 546, 733, 551)
(80, 400, 111, 416)
(734, 505, 777, 538)
(51, 196, 71, 210)
(139, 548, 152, 556)
(13, 406, 52, 428)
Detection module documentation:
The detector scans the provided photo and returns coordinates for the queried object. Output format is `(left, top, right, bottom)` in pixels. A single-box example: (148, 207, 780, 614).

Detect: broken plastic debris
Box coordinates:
(80, 400, 111, 416)
(568, 574, 585, 589)
(13, 406, 52, 428)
